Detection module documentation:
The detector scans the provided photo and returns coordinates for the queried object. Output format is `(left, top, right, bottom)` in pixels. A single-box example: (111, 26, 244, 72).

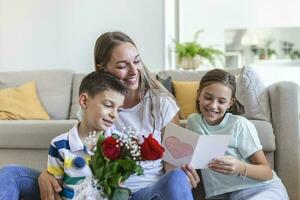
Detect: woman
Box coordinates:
(0, 31, 199, 200)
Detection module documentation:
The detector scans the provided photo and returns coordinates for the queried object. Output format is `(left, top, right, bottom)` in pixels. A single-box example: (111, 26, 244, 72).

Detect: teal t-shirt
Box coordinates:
(187, 112, 278, 198)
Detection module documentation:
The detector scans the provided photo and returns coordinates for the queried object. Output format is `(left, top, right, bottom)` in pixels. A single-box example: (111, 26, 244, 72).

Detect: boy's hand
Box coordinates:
(208, 156, 243, 175)
(38, 170, 62, 200)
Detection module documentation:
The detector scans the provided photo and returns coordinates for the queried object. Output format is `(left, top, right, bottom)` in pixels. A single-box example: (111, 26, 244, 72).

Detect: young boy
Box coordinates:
(47, 71, 127, 199)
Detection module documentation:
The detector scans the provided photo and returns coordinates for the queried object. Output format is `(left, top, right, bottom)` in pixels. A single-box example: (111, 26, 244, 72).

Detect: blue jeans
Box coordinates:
(0, 165, 41, 200)
(130, 169, 194, 200)
(229, 179, 289, 200)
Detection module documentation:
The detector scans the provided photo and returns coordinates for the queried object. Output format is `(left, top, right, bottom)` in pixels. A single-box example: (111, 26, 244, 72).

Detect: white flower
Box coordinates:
(74, 176, 108, 200)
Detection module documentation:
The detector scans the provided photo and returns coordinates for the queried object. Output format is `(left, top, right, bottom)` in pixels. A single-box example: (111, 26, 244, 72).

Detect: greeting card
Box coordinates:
(162, 123, 231, 169)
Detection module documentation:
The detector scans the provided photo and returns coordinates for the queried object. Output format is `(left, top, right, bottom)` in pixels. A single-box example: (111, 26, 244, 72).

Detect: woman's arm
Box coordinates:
(38, 170, 62, 200)
(208, 150, 273, 181)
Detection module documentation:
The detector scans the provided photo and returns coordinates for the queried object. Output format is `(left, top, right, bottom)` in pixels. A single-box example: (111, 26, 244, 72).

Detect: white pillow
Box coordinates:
(236, 66, 271, 121)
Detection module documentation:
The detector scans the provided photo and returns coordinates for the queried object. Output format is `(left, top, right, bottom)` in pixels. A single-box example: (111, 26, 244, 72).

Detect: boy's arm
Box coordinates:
(47, 141, 64, 179)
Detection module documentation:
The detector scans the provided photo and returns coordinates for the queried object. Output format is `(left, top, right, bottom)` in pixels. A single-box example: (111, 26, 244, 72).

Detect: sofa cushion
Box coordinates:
(236, 66, 271, 121)
(70, 73, 86, 119)
(172, 81, 199, 119)
(156, 73, 172, 93)
(250, 120, 275, 151)
(0, 70, 73, 119)
(0, 120, 76, 149)
(0, 81, 50, 120)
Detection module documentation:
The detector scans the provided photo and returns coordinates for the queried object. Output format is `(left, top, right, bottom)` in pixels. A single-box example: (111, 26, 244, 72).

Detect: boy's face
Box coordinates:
(80, 90, 124, 132)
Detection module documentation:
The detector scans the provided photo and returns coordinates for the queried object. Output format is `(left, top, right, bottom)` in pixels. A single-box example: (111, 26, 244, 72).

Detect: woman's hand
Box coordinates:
(38, 170, 62, 200)
(181, 165, 200, 188)
(208, 156, 244, 175)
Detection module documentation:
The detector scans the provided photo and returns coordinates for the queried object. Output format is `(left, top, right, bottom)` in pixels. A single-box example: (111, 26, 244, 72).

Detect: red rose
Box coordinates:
(141, 133, 165, 160)
(101, 136, 121, 160)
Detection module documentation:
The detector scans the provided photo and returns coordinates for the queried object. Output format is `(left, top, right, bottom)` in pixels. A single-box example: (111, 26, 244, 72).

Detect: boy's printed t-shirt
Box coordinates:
(47, 123, 95, 200)
(187, 113, 279, 198)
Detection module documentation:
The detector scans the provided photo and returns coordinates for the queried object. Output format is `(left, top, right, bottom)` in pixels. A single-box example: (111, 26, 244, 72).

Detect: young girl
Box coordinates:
(187, 69, 288, 200)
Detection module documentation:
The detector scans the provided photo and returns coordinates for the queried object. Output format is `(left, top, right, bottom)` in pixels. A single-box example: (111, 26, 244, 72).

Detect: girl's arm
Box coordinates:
(245, 150, 273, 180)
(209, 149, 273, 181)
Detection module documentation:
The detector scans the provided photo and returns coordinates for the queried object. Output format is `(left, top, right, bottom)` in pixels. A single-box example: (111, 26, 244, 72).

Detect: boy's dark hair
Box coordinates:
(196, 69, 245, 115)
(79, 71, 127, 97)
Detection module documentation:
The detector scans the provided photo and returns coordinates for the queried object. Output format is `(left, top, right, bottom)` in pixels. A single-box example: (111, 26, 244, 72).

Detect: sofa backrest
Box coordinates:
(70, 73, 86, 119)
(0, 70, 73, 119)
(158, 68, 241, 81)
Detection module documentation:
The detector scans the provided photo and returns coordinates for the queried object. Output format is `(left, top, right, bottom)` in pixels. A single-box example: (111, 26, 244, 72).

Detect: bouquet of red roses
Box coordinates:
(90, 128, 165, 200)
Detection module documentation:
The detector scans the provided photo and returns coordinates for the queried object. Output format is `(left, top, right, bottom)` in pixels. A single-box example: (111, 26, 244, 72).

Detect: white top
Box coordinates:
(187, 113, 279, 198)
(106, 90, 179, 193)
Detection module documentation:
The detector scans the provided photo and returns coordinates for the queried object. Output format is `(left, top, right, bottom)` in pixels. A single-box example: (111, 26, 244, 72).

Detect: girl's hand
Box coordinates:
(38, 170, 62, 200)
(208, 156, 244, 175)
(181, 165, 200, 188)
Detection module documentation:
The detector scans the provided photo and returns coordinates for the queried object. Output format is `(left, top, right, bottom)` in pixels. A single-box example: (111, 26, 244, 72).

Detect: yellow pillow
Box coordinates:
(172, 81, 199, 119)
(0, 81, 50, 120)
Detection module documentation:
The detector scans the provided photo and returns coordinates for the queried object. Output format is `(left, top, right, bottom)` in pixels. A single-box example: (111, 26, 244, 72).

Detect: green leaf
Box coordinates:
(107, 173, 122, 187)
(174, 30, 224, 66)
(112, 187, 131, 200)
(98, 134, 106, 143)
(116, 159, 135, 171)
(103, 184, 112, 198)
(111, 162, 120, 174)
(134, 165, 144, 176)
(95, 166, 104, 180)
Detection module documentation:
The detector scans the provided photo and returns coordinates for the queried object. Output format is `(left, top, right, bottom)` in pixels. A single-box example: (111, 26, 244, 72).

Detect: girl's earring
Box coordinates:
(95, 64, 102, 71)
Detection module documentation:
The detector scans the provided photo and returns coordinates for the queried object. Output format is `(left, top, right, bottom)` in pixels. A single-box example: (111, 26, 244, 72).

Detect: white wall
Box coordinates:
(179, 0, 300, 50)
(0, 0, 165, 72)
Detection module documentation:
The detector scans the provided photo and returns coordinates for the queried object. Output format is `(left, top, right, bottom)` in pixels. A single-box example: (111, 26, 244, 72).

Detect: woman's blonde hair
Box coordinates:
(94, 31, 174, 131)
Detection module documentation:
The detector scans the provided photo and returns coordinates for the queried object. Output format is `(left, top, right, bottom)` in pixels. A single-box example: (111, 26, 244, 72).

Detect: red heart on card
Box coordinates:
(165, 136, 193, 159)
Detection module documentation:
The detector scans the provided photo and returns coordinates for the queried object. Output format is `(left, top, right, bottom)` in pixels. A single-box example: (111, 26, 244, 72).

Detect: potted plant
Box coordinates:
(175, 30, 224, 70)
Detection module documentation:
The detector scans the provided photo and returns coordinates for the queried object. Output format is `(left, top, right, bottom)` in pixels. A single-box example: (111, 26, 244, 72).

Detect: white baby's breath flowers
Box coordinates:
(74, 176, 108, 200)
(83, 130, 103, 151)
(119, 126, 142, 161)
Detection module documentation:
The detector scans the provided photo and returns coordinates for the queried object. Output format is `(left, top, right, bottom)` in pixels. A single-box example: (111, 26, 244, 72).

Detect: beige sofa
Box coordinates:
(0, 69, 299, 199)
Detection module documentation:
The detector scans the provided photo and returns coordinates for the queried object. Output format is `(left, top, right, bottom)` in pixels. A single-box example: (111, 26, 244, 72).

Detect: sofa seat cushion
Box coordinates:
(179, 119, 275, 152)
(0, 120, 77, 149)
(0, 70, 73, 119)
